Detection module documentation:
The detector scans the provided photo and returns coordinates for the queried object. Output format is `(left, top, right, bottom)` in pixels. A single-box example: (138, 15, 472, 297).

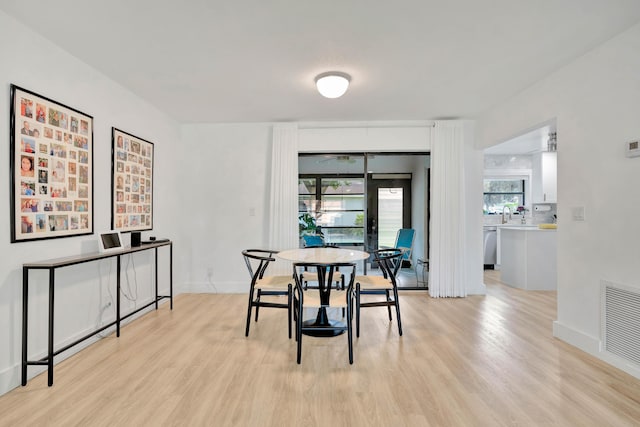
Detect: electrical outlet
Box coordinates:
(572, 206, 585, 221)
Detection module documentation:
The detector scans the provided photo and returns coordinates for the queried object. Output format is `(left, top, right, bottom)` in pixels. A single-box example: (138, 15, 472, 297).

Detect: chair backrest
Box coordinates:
(302, 235, 325, 247)
(394, 228, 415, 262)
(372, 248, 404, 283)
(293, 262, 356, 297)
(242, 249, 278, 284)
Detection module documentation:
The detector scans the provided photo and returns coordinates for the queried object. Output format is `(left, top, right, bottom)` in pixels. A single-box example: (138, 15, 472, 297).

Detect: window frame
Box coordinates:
(298, 173, 365, 246)
(483, 178, 526, 215)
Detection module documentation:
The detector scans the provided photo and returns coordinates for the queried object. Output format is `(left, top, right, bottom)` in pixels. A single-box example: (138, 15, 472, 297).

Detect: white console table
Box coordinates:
(22, 240, 173, 387)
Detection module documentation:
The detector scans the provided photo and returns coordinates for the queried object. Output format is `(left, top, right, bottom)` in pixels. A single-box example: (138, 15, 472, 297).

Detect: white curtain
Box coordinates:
(429, 121, 467, 298)
(269, 124, 299, 274)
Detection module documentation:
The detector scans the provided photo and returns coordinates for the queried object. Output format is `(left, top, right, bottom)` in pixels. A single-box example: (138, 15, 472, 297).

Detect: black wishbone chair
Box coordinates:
(292, 262, 356, 364)
(242, 249, 293, 339)
(354, 248, 404, 337)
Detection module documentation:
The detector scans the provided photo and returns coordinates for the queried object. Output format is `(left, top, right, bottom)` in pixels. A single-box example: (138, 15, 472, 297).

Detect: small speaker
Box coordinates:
(131, 231, 141, 247)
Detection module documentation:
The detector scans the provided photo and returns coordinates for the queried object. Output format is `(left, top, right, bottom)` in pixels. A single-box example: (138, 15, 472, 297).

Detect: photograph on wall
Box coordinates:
(10, 84, 93, 242)
(111, 128, 154, 232)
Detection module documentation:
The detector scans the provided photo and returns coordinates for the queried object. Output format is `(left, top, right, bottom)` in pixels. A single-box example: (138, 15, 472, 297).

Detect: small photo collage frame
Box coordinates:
(111, 128, 154, 232)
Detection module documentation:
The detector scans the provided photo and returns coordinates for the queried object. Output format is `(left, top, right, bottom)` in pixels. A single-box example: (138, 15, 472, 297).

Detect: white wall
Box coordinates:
(475, 22, 640, 377)
(463, 124, 485, 295)
(179, 123, 274, 293)
(0, 11, 181, 395)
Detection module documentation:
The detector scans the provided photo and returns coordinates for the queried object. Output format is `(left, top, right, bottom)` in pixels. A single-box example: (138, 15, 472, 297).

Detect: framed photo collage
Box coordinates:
(111, 128, 154, 232)
(10, 85, 93, 242)
(9, 84, 154, 244)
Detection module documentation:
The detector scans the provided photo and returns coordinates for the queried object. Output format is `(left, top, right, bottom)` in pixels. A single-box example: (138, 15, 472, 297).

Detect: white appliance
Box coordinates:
(483, 225, 497, 267)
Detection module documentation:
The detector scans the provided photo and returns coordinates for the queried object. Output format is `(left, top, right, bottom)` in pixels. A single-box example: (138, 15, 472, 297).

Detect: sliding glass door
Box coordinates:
(366, 174, 412, 252)
(298, 152, 430, 290)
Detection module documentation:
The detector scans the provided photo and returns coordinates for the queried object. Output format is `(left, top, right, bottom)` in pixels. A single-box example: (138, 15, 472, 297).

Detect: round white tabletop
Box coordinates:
(277, 247, 369, 263)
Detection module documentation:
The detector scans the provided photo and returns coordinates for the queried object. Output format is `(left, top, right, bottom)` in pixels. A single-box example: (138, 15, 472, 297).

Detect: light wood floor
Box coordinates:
(2, 271, 640, 426)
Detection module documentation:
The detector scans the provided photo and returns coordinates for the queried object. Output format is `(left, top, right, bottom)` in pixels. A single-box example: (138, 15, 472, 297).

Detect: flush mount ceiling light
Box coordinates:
(315, 72, 351, 98)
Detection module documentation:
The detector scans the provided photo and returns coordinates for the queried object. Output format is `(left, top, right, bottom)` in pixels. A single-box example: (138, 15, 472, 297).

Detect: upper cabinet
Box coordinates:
(532, 152, 557, 203)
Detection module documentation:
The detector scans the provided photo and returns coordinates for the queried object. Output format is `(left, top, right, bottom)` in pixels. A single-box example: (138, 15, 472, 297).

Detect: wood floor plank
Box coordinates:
(2, 272, 640, 426)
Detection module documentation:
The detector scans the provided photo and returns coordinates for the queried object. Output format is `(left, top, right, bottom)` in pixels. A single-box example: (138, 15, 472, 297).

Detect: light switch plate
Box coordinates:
(626, 140, 640, 158)
(572, 206, 585, 221)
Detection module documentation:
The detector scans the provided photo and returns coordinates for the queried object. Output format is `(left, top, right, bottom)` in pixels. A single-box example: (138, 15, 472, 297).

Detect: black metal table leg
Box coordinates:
(154, 247, 159, 309)
(169, 243, 173, 310)
(116, 255, 121, 337)
(21, 267, 29, 386)
(47, 268, 55, 386)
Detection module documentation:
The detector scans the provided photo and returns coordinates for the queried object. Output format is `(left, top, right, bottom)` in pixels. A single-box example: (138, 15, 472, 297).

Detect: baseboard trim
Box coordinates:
(553, 320, 640, 379)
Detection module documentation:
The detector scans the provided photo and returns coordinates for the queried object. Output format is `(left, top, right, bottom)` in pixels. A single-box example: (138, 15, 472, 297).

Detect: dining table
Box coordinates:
(278, 247, 369, 336)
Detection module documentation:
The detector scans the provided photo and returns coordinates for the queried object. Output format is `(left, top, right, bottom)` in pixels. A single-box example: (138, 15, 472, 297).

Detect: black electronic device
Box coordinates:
(131, 231, 141, 247)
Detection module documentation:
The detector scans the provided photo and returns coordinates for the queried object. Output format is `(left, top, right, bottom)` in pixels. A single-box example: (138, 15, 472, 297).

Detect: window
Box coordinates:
(298, 175, 364, 246)
(483, 179, 525, 214)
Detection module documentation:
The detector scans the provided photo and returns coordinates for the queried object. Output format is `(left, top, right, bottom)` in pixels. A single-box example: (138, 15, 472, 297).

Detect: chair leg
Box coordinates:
(393, 287, 403, 336)
(245, 288, 255, 337)
(296, 297, 303, 364)
(293, 295, 299, 342)
(355, 284, 361, 338)
(347, 297, 353, 364)
(385, 289, 392, 321)
(254, 289, 261, 321)
(287, 284, 292, 339)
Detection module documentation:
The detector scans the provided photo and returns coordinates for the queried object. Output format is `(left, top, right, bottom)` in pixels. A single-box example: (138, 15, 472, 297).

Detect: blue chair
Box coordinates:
(394, 228, 415, 266)
(302, 235, 325, 247)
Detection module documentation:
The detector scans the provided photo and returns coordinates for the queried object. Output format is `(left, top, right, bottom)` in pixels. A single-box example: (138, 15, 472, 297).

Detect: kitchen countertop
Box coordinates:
(499, 225, 556, 231)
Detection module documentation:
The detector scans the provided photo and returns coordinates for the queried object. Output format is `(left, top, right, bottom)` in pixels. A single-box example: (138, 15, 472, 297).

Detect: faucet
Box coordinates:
(502, 206, 512, 224)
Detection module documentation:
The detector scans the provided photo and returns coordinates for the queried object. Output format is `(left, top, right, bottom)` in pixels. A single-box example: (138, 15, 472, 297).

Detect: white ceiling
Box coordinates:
(2, 1, 640, 124)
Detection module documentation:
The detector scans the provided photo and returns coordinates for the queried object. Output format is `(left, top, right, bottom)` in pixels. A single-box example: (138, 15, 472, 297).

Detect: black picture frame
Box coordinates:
(111, 127, 154, 232)
(10, 84, 94, 242)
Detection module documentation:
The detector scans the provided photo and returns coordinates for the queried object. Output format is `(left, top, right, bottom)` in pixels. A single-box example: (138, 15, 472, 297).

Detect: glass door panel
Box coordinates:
(377, 188, 404, 248)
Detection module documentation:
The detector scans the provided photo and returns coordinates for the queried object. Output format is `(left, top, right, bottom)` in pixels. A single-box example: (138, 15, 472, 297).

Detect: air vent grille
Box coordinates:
(603, 282, 640, 366)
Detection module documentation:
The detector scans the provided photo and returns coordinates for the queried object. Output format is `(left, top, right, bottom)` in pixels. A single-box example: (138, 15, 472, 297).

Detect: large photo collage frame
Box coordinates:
(111, 128, 154, 232)
(10, 85, 94, 242)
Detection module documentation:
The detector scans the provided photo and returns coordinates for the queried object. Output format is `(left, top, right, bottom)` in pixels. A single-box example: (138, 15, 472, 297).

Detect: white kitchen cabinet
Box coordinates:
(532, 152, 557, 203)
(500, 227, 557, 290)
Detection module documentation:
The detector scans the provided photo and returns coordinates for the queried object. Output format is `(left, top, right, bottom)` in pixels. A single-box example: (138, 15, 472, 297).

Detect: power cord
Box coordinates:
(96, 258, 116, 337)
(207, 268, 218, 293)
(122, 253, 139, 304)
